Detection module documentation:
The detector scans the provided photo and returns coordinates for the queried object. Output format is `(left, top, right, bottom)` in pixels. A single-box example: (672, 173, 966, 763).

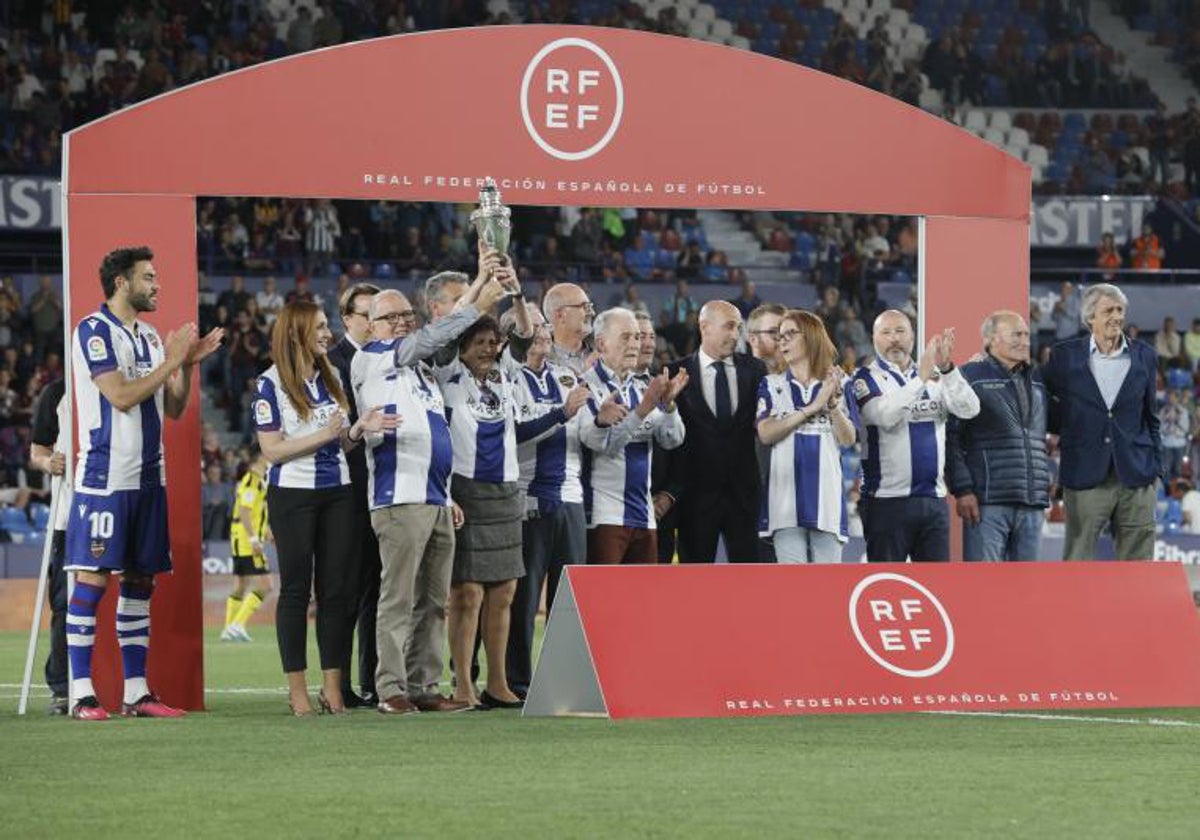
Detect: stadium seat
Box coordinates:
(687, 19, 710, 39)
(1007, 126, 1030, 148)
(729, 34, 751, 49)
(710, 19, 734, 41)
(0, 506, 30, 535)
(1025, 144, 1049, 168)
(1030, 162, 1045, 184)
(963, 109, 988, 133)
(982, 127, 1006, 146)
(988, 111, 1012, 132)
(918, 88, 944, 111)
(888, 9, 910, 28)
(694, 3, 717, 24)
(29, 502, 49, 531)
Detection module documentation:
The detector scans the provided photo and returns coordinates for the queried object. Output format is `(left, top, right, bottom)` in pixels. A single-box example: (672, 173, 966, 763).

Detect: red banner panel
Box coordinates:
(524, 563, 1200, 719)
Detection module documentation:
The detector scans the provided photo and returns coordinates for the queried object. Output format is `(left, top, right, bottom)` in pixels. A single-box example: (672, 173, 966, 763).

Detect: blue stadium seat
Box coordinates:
(29, 502, 49, 531)
(1, 506, 31, 537)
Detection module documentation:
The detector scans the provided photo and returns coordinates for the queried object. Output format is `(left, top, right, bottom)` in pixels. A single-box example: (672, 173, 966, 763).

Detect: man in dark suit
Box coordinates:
(1042, 282, 1161, 560)
(327, 281, 381, 706)
(666, 300, 767, 563)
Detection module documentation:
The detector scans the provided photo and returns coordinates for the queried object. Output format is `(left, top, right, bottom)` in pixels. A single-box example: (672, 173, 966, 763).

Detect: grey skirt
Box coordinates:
(450, 475, 525, 584)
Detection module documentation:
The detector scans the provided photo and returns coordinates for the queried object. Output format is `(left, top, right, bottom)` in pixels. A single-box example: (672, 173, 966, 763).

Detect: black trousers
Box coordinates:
(860, 496, 950, 562)
(268, 485, 355, 673)
(507, 503, 586, 694)
(677, 492, 760, 563)
(340, 501, 380, 697)
(45, 530, 67, 697)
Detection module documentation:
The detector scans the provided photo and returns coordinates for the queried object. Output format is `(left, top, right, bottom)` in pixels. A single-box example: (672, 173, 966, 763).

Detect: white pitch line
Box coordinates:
(928, 710, 1200, 728)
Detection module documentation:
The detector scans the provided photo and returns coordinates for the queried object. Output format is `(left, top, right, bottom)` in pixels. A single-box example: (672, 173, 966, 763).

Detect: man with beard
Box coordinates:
(65, 246, 223, 719)
(851, 310, 979, 562)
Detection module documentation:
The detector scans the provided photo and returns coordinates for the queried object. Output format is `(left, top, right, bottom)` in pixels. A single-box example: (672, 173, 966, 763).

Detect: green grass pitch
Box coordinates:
(2, 627, 1200, 838)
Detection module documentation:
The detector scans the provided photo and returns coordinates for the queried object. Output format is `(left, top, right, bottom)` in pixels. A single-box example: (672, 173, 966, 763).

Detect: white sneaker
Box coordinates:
(219, 626, 236, 642)
(229, 624, 252, 642)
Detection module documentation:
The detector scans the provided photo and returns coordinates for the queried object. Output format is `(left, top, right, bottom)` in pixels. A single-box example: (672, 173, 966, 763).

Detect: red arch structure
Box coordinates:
(64, 26, 1029, 711)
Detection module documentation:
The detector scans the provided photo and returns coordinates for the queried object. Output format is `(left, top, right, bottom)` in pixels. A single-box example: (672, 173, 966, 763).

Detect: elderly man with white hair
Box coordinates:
(945, 311, 1051, 561)
(1042, 283, 1161, 560)
(851, 310, 980, 562)
(579, 307, 688, 564)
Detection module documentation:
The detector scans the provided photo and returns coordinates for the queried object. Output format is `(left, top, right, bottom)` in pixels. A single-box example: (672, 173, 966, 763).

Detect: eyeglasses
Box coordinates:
(347, 309, 371, 319)
(749, 329, 780, 339)
(374, 310, 417, 324)
(561, 302, 595, 313)
(778, 330, 801, 343)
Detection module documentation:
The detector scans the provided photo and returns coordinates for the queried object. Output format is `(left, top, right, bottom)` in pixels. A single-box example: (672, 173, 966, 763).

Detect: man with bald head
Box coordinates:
(665, 299, 768, 563)
(945, 311, 1050, 561)
(542, 282, 594, 375)
(851, 310, 980, 562)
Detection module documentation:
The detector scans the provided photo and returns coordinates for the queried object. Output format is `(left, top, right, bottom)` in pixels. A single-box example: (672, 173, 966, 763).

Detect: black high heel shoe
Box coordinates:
(317, 691, 348, 715)
(479, 690, 524, 710)
(288, 696, 315, 717)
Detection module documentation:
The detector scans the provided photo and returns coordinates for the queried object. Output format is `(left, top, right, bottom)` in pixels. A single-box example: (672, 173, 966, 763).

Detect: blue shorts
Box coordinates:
(65, 487, 172, 575)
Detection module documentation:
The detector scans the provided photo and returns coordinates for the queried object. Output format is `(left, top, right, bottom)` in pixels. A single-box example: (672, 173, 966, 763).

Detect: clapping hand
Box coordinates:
(322, 408, 348, 442)
(564, 384, 590, 419)
(595, 390, 628, 426)
(918, 333, 942, 382)
(358, 406, 402, 434)
(187, 327, 225, 366)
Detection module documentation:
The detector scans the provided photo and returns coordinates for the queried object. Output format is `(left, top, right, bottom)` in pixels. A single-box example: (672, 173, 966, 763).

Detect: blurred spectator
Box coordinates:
(1096, 232, 1122, 275)
(256, 276, 284, 324)
(1156, 316, 1182, 362)
(1161, 389, 1190, 482)
(27, 274, 62, 357)
(1185, 318, 1200, 371)
(1130, 222, 1164, 269)
(218, 275, 252, 315)
(201, 461, 232, 540)
(1052, 281, 1081, 341)
(305, 199, 341, 275)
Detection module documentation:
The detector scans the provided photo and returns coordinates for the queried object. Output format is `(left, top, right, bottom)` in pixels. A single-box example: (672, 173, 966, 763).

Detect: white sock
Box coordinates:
(123, 676, 149, 705)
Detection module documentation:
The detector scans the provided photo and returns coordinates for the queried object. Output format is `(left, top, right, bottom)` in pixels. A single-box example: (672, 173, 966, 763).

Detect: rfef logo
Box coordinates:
(521, 38, 623, 161)
(848, 573, 955, 678)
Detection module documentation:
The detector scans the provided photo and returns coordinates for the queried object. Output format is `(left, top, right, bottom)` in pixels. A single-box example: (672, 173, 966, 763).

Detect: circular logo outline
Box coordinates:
(848, 572, 955, 678)
(520, 37, 624, 162)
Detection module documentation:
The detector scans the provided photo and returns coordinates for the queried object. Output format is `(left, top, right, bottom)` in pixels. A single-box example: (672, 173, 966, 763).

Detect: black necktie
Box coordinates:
(713, 361, 731, 422)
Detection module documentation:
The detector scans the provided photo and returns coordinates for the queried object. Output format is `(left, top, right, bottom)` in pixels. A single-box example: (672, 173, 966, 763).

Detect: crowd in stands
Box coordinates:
(1, 0, 1199, 197)
(0, 275, 64, 515)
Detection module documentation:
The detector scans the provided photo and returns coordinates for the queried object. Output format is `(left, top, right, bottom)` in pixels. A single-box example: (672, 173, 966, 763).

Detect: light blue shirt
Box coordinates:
(1088, 335, 1131, 409)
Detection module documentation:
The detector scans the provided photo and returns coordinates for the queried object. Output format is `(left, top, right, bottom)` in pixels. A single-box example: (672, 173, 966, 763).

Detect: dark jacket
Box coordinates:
(664, 352, 767, 513)
(1041, 335, 1162, 489)
(327, 335, 367, 495)
(945, 355, 1050, 507)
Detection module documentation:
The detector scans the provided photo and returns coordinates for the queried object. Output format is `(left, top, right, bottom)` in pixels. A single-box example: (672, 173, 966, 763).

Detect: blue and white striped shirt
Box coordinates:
(757, 371, 848, 541)
(502, 352, 584, 512)
(436, 358, 520, 484)
(852, 357, 980, 499)
(72, 304, 166, 494)
(254, 366, 350, 489)
(578, 361, 685, 529)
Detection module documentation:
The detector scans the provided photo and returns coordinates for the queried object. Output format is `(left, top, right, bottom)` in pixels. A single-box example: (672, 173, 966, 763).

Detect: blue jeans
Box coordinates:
(962, 504, 1045, 562)
(773, 527, 843, 564)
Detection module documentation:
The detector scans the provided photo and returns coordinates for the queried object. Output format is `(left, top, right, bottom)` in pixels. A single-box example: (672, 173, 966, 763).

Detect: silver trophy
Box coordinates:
(470, 178, 520, 297)
(470, 177, 512, 261)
